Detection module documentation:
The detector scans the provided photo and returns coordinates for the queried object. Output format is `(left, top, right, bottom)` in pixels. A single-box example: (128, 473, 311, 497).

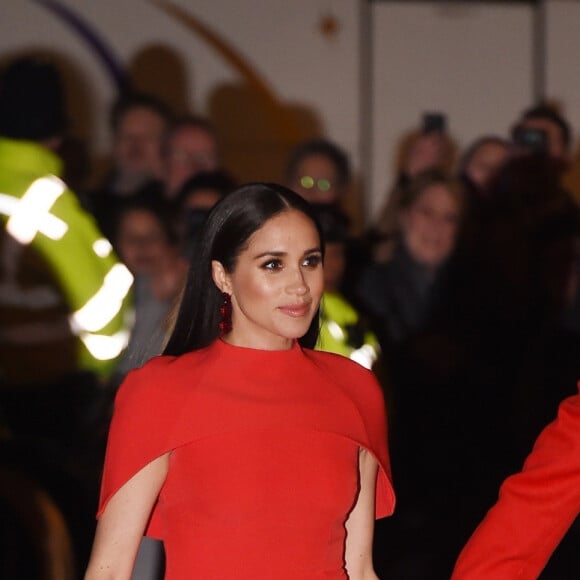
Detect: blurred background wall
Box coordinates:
(1, 0, 580, 221)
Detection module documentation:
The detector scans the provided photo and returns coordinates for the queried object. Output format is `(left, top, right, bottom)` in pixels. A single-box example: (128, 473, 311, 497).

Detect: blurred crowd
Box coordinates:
(1, 55, 580, 579)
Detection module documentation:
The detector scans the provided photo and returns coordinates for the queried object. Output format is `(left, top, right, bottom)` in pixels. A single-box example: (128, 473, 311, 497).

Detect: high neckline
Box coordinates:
(214, 337, 302, 356)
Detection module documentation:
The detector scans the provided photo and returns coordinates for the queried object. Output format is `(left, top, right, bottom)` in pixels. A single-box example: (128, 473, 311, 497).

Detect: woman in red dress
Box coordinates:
(85, 183, 394, 579)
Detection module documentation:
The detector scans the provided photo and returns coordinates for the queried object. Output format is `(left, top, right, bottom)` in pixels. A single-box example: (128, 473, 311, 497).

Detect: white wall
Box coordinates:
(546, 0, 580, 194)
(0, 0, 361, 175)
(547, 0, 580, 126)
(2, 1, 580, 221)
(369, 1, 534, 216)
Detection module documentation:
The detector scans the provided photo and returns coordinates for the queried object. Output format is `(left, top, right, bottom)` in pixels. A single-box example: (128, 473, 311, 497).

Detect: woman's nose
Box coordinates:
(286, 267, 308, 295)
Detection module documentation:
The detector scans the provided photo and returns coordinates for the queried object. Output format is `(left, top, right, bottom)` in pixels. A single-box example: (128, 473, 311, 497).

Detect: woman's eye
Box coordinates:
(261, 258, 283, 270)
(303, 254, 322, 268)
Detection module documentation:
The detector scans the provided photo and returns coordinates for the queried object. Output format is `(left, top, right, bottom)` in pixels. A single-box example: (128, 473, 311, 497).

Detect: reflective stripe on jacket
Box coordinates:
(0, 138, 133, 383)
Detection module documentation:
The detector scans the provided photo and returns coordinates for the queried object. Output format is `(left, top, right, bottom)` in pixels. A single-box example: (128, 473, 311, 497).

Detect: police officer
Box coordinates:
(0, 56, 133, 574)
(0, 57, 133, 389)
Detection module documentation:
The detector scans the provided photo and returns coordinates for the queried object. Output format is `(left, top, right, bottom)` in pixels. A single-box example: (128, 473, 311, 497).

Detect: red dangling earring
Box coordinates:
(219, 292, 232, 334)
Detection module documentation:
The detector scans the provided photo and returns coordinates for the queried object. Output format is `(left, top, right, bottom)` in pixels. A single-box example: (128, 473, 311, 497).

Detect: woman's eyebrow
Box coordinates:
(252, 247, 321, 260)
(253, 250, 286, 259)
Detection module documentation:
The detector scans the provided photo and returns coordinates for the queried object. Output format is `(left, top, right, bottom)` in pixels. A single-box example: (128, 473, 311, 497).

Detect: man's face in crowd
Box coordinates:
(114, 106, 167, 180)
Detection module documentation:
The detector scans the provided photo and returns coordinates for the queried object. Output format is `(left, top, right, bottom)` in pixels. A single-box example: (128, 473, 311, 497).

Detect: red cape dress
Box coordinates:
(98, 339, 395, 579)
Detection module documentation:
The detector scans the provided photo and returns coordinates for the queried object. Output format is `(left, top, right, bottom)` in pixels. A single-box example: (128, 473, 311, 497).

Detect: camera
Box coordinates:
(422, 112, 447, 134)
(513, 127, 548, 154)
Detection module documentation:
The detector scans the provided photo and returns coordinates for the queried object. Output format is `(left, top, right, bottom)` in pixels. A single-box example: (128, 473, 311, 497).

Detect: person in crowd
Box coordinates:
(458, 135, 510, 198)
(285, 138, 372, 303)
(371, 122, 456, 259)
(457, 150, 580, 497)
(314, 205, 380, 371)
(173, 169, 236, 259)
(0, 56, 133, 391)
(85, 92, 172, 239)
(111, 197, 188, 378)
(511, 104, 573, 176)
(451, 382, 580, 579)
(286, 138, 351, 208)
(423, 153, 580, 580)
(163, 115, 220, 199)
(85, 183, 394, 579)
(109, 197, 188, 580)
(357, 170, 469, 579)
(107, 93, 172, 195)
(456, 135, 511, 250)
(0, 56, 133, 574)
(357, 170, 463, 346)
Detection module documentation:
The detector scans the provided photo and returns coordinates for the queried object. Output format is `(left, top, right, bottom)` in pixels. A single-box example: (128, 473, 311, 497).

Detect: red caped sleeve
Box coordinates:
(354, 365, 395, 519)
(308, 350, 395, 518)
(452, 382, 580, 579)
(97, 355, 179, 539)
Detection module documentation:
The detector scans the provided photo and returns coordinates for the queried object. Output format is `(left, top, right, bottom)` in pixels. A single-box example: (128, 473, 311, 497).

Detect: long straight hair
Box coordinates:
(163, 183, 324, 356)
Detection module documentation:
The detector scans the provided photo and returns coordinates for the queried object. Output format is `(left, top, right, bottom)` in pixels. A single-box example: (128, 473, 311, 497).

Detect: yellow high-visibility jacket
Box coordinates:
(0, 138, 133, 385)
(317, 291, 380, 370)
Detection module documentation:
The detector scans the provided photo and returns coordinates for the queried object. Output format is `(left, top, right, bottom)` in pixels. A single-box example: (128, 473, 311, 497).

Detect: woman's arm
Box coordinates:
(345, 448, 380, 580)
(85, 453, 170, 580)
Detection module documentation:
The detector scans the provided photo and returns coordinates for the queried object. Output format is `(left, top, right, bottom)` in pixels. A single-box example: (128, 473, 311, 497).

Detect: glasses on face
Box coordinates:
(299, 176, 332, 192)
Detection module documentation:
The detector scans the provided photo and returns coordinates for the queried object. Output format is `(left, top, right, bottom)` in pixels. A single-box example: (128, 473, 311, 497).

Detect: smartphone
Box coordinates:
(422, 112, 447, 134)
(513, 127, 548, 154)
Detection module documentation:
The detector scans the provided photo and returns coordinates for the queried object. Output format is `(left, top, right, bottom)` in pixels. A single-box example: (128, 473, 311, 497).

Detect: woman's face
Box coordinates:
(466, 142, 509, 190)
(401, 184, 461, 269)
(213, 210, 324, 350)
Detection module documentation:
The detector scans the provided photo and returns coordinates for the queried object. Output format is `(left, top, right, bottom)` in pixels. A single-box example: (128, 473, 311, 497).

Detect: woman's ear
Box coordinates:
(211, 260, 232, 294)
